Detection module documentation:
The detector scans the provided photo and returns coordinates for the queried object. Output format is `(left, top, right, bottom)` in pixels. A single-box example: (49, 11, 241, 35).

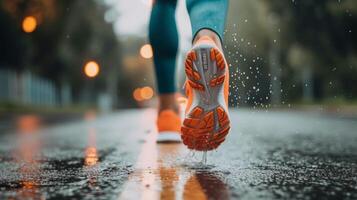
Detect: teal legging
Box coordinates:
(149, 0, 228, 94)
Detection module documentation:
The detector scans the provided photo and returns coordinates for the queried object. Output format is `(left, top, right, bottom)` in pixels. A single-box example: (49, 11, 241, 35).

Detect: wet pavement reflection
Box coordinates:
(13, 115, 43, 199)
(0, 109, 357, 199)
(183, 172, 229, 200)
(1, 111, 134, 200)
(120, 131, 230, 200)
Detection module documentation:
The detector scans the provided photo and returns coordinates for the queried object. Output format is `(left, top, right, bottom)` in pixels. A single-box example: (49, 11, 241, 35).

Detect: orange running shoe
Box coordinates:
(156, 109, 182, 143)
(181, 36, 230, 151)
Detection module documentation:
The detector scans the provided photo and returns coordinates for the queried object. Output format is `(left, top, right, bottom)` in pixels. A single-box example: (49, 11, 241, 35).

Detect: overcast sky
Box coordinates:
(103, 0, 151, 36)
(103, 0, 192, 43)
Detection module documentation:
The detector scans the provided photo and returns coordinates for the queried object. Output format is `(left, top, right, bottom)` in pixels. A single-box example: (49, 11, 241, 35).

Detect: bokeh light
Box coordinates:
(140, 44, 153, 59)
(22, 16, 37, 33)
(133, 88, 144, 101)
(84, 61, 100, 78)
(140, 86, 154, 100)
(133, 87, 154, 101)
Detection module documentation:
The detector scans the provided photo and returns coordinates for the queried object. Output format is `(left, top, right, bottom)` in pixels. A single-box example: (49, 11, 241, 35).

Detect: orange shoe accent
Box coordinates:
(217, 106, 229, 128)
(181, 36, 231, 151)
(190, 106, 203, 118)
(224, 71, 229, 106)
(188, 80, 205, 91)
(182, 106, 230, 151)
(184, 82, 194, 115)
(210, 48, 225, 70)
(193, 71, 201, 81)
(183, 117, 200, 128)
(209, 74, 225, 87)
(185, 51, 201, 81)
(157, 110, 181, 133)
(187, 50, 197, 61)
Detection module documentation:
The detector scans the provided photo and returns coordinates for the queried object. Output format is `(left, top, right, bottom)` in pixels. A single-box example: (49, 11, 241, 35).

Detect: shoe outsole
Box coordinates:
(182, 45, 230, 151)
(157, 131, 182, 143)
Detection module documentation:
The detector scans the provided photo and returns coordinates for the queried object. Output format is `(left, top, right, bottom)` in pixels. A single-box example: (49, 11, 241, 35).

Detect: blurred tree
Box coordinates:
(0, 0, 125, 107)
(0, 3, 28, 70)
(225, 0, 357, 106)
(264, 0, 357, 101)
(225, 1, 273, 107)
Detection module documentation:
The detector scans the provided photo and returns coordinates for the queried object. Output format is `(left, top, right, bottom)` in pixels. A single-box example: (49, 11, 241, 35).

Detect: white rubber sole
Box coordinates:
(156, 132, 182, 143)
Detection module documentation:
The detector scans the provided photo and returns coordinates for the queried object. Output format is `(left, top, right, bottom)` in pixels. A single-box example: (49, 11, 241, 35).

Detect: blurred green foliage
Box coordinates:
(225, 0, 357, 107)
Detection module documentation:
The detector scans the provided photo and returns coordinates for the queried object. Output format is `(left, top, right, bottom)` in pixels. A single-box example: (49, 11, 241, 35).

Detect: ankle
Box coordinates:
(193, 29, 223, 50)
(158, 94, 179, 114)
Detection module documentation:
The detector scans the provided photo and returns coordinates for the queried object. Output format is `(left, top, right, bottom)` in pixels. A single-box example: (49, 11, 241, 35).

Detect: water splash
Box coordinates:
(201, 151, 207, 164)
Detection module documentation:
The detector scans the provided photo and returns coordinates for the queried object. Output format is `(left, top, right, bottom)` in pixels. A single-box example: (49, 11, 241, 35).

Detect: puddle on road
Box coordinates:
(119, 132, 231, 200)
(0, 144, 132, 200)
(0, 114, 133, 200)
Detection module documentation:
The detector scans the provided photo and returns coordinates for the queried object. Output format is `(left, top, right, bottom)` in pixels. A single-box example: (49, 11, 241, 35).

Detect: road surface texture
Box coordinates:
(0, 109, 356, 200)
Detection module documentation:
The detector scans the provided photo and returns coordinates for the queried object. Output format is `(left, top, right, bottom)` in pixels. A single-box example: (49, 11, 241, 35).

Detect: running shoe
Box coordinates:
(181, 36, 230, 151)
(157, 109, 182, 143)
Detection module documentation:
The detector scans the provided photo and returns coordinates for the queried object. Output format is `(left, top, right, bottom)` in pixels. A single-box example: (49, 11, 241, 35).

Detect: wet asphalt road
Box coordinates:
(0, 109, 356, 200)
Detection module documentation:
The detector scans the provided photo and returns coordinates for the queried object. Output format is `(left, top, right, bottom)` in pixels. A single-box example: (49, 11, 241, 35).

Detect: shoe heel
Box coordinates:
(182, 45, 230, 151)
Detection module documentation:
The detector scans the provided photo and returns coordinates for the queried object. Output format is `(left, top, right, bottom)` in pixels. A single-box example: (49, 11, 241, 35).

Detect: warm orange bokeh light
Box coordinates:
(133, 87, 154, 101)
(133, 88, 143, 101)
(84, 61, 100, 78)
(140, 44, 153, 59)
(141, 86, 154, 100)
(22, 16, 37, 33)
